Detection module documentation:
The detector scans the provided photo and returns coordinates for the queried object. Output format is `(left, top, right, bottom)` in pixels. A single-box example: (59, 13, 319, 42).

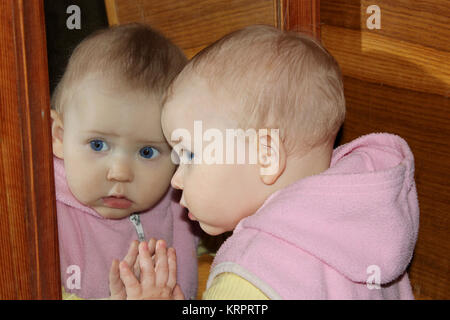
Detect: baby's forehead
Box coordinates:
(77, 74, 159, 97)
(67, 76, 158, 108)
(166, 80, 243, 128)
(65, 78, 162, 121)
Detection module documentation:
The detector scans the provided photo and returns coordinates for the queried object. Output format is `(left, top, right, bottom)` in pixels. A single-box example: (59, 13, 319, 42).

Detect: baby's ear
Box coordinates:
(50, 110, 64, 159)
(258, 130, 286, 185)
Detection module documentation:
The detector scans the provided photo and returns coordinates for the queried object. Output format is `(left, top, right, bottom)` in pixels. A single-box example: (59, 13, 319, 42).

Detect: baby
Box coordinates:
(114, 25, 419, 299)
(50, 23, 198, 299)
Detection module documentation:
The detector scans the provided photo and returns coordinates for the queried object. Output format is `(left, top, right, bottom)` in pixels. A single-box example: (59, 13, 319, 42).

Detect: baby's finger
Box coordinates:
(109, 259, 124, 298)
(155, 240, 169, 287)
(147, 238, 157, 256)
(119, 260, 141, 299)
(123, 240, 139, 271)
(173, 284, 185, 300)
(133, 255, 141, 280)
(166, 247, 177, 290)
(139, 241, 156, 289)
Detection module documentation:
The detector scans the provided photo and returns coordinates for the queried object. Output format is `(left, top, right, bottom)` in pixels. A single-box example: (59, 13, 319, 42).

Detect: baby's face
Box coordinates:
(56, 78, 175, 219)
(162, 76, 269, 235)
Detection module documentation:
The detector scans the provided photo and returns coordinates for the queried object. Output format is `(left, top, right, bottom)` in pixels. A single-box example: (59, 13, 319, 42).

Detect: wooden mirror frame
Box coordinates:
(0, 0, 60, 299)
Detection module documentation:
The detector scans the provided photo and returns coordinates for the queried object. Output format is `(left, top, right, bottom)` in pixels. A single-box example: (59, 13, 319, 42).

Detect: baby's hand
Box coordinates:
(109, 240, 140, 300)
(119, 239, 185, 300)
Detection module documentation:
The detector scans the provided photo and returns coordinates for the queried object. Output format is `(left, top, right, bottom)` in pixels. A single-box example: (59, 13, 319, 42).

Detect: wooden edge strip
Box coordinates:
(104, 0, 119, 26)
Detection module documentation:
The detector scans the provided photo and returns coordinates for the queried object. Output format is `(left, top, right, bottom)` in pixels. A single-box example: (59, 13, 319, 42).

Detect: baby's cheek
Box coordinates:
(134, 168, 172, 206)
(185, 182, 218, 215)
(65, 160, 105, 202)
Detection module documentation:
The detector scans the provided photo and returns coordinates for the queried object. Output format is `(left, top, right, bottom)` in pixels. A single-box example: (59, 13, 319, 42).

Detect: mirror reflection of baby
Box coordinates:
(112, 25, 419, 300)
(50, 23, 199, 300)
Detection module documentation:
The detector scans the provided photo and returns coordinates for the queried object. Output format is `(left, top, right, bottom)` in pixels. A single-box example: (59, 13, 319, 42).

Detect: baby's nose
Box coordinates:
(171, 167, 184, 190)
(107, 159, 134, 182)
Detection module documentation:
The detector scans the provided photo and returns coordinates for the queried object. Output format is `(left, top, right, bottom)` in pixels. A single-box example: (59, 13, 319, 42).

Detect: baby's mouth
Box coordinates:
(187, 211, 197, 221)
(180, 200, 197, 221)
(102, 196, 133, 209)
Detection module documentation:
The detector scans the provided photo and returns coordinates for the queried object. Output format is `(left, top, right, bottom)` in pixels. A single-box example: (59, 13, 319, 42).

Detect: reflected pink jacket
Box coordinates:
(207, 133, 419, 299)
(54, 157, 198, 299)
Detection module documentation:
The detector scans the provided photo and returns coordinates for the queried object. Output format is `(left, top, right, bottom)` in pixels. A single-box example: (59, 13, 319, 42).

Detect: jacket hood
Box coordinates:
(242, 133, 419, 285)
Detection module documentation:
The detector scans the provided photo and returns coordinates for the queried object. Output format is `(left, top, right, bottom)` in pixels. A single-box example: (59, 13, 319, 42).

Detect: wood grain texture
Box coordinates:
(322, 0, 449, 299)
(322, 25, 449, 97)
(0, 0, 60, 299)
(281, 0, 320, 37)
(106, 0, 277, 58)
(104, 0, 119, 25)
(196, 254, 214, 299)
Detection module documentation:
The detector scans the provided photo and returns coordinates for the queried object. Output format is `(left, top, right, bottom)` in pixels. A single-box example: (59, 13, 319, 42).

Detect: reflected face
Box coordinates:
(57, 78, 175, 219)
(162, 76, 269, 235)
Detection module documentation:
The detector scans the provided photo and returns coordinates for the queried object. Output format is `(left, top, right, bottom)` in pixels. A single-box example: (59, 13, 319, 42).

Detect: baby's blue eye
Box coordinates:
(139, 146, 159, 159)
(182, 149, 194, 163)
(90, 139, 108, 152)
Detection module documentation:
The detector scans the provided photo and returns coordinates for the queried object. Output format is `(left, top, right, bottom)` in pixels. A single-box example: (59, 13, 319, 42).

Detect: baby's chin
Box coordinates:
(199, 222, 228, 236)
(90, 200, 158, 219)
(92, 206, 134, 219)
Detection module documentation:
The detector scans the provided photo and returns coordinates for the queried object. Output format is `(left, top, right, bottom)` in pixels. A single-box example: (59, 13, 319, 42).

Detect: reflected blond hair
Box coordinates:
(51, 23, 187, 115)
(171, 25, 345, 155)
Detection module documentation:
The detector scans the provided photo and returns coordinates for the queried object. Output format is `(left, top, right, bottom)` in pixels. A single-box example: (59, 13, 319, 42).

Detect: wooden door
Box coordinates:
(0, 0, 60, 299)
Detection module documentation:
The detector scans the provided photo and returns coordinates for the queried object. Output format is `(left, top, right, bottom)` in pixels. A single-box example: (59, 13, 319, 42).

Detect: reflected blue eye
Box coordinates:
(90, 139, 108, 152)
(182, 149, 194, 163)
(139, 146, 159, 159)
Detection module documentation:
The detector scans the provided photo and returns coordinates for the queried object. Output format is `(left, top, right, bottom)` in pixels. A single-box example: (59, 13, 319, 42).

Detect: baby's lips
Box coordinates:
(102, 196, 133, 209)
(187, 211, 197, 221)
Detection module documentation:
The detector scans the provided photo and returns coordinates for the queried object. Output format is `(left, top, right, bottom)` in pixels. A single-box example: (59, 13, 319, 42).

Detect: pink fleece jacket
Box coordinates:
(207, 133, 419, 299)
(54, 157, 198, 299)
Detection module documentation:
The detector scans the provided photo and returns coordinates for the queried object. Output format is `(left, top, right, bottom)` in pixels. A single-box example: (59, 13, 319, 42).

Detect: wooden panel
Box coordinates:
(196, 254, 214, 299)
(322, 26, 449, 97)
(106, 0, 277, 58)
(322, 0, 450, 299)
(0, 0, 60, 299)
(281, 0, 320, 37)
(105, 0, 322, 57)
(322, 0, 450, 52)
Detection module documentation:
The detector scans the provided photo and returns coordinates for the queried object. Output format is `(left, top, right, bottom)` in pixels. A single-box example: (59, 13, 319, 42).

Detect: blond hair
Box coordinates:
(172, 25, 345, 155)
(52, 23, 187, 114)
